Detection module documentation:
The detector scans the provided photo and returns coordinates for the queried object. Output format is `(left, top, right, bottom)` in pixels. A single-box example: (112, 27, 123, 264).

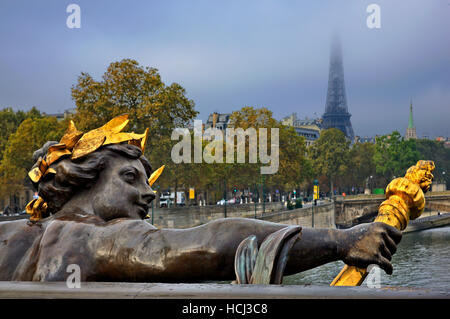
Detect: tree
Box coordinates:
(228, 106, 313, 200)
(272, 124, 313, 194)
(0, 117, 65, 198)
(373, 131, 420, 184)
(71, 59, 197, 164)
(308, 128, 350, 196)
(416, 139, 450, 188)
(0, 107, 42, 161)
(227, 107, 278, 190)
(346, 142, 376, 191)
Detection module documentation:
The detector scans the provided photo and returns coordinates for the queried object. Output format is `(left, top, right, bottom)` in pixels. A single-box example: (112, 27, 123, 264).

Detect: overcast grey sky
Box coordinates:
(0, 0, 449, 137)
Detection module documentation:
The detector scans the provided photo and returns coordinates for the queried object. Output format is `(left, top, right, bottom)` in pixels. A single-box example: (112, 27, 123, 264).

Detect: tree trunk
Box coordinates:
(330, 178, 334, 199)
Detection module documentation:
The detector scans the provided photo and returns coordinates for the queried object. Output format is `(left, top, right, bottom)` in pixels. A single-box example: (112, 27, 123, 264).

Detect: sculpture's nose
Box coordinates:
(142, 187, 156, 204)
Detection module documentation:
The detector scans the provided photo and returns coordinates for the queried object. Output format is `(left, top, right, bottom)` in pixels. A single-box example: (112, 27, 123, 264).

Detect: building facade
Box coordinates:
(282, 113, 321, 146)
(354, 136, 377, 144)
(205, 112, 232, 130)
(42, 108, 76, 121)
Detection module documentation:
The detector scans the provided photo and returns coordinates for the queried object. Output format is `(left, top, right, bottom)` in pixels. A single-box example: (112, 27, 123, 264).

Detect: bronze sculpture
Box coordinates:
(0, 115, 403, 283)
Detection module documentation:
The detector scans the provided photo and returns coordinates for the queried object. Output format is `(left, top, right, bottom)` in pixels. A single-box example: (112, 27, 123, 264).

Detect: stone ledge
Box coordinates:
(0, 282, 448, 299)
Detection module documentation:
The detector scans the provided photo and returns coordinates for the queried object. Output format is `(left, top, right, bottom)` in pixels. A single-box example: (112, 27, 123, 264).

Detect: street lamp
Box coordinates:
(442, 171, 446, 188)
(369, 176, 373, 194)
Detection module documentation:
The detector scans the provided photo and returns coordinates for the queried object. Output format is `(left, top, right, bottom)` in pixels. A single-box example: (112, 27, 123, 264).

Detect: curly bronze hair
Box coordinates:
(30, 142, 152, 217)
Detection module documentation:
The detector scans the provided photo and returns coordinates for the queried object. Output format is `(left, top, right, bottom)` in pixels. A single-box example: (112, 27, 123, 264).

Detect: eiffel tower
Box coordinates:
(322, 38, 355, 141)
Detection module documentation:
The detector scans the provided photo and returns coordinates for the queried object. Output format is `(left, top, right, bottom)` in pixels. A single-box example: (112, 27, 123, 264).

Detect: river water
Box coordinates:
(283, 226, 450, 289)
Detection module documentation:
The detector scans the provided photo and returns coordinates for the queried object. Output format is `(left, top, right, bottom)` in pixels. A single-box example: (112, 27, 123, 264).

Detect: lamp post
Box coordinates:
(224, 179, 227, 218)
(254, 183, 257, 219)
(262, 175, 265, 215)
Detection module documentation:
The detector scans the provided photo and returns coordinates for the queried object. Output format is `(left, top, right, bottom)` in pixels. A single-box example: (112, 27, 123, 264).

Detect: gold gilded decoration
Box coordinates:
(141, 128, 149, 152)
(104, 131, 147, 147)
(26, 114, 155, 221)
(101, 113, 130, 133)
(28, 157, 48, 183)
(148, 165, 165, 186)
(69, 115, 123, 159)
(405, 160, 435, 198)
(330, 160, 435, 286)
(59, 120, 84, 149)
(46, 145, 72, 166)
(25, 197, 48, 222)
(71, 134, 106, 160)
(70, 114, 148, 160)
(28, 166, 43, 184)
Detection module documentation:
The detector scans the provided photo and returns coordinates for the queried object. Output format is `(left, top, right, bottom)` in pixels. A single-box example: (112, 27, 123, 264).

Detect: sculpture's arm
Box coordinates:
(91, 217, 400, 282)
(91, 218, 288, 282)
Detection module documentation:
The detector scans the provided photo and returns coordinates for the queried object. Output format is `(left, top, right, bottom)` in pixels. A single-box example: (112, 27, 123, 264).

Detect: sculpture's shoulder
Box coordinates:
(0, 213, 157, 252)
(50, 210, 106, 224)
(50, 211, 158, 230)
(28, 214, 158, 281)
(38, 213, 159, 247)
(0, 218, 44, 243)
(0, 219, 45, 255)
(37, 212, 158, 245)
(0, 219, 46, 280)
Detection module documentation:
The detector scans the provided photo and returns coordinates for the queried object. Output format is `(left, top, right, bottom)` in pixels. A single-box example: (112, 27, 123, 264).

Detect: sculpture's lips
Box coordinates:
(136, 202, 149, 218)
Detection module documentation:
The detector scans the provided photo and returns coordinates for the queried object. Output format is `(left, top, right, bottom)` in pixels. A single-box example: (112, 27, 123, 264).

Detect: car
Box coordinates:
(217, 198, 238, 205)
(159, 191, 186, 208)
(159, 198, 173, 208)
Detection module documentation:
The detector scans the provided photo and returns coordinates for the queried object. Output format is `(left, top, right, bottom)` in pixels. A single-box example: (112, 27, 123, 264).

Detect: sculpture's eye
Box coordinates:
(123, 171, 137, 183)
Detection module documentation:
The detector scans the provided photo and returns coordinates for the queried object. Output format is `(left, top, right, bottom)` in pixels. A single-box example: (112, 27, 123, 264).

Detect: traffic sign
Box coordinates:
(313, 185, 319, 200)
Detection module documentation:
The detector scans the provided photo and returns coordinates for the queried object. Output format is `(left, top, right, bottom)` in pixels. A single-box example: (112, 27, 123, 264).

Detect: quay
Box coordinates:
(404, 212, 450, 233)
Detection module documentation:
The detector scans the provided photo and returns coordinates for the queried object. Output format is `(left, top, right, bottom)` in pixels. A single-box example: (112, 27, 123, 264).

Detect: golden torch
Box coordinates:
(330, 160, 435, 286)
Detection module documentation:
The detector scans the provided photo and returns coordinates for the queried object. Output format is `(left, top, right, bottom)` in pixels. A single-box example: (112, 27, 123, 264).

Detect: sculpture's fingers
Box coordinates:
(378, 255, 393, 275)
(382, 231, 397, 255)
(383, 224, 402, 244)
(380, 242, 392, 261)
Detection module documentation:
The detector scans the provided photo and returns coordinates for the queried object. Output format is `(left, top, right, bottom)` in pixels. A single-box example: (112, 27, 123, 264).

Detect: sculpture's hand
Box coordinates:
(338, 222, 402, 275)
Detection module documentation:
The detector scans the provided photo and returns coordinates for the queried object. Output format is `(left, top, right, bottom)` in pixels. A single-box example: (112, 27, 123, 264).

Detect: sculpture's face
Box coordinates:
(91, 156, 155, 221)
